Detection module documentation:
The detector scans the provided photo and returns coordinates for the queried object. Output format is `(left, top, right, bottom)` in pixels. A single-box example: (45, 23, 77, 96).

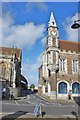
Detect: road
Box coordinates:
(0, 94, 80, 119)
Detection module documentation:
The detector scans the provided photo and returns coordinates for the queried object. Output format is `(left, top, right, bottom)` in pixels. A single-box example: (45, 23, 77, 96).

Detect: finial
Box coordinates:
(50, 12, 54, 22)
(48, 12, 57, 27)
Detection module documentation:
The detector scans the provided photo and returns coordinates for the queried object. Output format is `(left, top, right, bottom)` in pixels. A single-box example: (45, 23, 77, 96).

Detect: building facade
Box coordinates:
(0, 47, 23, 97)
(38, 12, 80, 99)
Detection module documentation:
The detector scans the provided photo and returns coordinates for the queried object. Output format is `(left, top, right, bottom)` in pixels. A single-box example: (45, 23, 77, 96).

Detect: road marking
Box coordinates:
(72, 105, 75, 107)
(27, 101, 30, 104)
(15, 100, 18, 105)
(58, 103, 62, 106)
(33, 95, 36, 98)
(2, 102, 18, 105)
(0, 112, 15, 115)
(63, 115, 76, 118)
(27, 95, 30, 100)
(40, 103, 45, 106)
(37, 95, 47, 101)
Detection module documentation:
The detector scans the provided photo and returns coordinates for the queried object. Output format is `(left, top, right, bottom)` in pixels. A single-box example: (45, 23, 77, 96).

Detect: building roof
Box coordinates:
(0, 47, 21, 58)
(59, 40, 80, 52)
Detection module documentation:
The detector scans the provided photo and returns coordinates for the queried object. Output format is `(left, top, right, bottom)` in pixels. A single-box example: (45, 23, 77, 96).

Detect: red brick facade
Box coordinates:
(38, 12, 80, 99)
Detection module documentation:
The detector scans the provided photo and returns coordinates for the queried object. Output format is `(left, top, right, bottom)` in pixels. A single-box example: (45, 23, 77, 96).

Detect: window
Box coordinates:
(72, 82, 80, 94)
(45, 86, 48, 92)
(58, 82, 67, 94)
(72, 60, 78, 73)
(0, 62, 7, 79)
(47, 52, 51, 64)
(59, 59, 66, 72)
(48, 37, 53, 47)
(48, 69, 51, 77)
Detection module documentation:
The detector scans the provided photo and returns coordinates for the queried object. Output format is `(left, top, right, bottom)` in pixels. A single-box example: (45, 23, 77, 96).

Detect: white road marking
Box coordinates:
(40, 103, 45, 106)
(2, 102, 18, 105)
(72, 105, 75, 107)
(27, 101, 30, 104)
(27, 95, 30, 100)
(63, 115, 76, 118)
(33, 96, 36, 98)
(15, 100, 19, 105)
(58, 103, 61, 105)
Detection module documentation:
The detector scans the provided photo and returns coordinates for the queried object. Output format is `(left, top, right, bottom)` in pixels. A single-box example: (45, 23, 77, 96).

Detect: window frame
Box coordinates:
(72, 82, 80, 94)
(59, 58, 67, 73)
(72, 60, 78, 73)
(58, 82, 67, 94)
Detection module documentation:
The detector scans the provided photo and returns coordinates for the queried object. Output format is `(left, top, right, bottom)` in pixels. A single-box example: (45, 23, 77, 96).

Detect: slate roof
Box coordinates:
(0, 47, 21, 58)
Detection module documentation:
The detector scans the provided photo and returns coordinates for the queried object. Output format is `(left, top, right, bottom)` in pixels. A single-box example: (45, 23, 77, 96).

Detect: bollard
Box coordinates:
(68, 93, 71, 100)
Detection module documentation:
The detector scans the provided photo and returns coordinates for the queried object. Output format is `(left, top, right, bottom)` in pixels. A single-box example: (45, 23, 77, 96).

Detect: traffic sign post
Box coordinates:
(33, 102, 41, 117)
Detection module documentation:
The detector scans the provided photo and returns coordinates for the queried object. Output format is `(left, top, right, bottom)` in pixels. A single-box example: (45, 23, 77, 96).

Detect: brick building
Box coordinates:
(38, 12, 80, 99)
(0, 47, 27, 97)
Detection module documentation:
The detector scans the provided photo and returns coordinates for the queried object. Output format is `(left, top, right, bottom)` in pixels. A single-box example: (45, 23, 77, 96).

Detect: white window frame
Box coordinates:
(59, 58, 67, 73)
(72, 60, 78, 74)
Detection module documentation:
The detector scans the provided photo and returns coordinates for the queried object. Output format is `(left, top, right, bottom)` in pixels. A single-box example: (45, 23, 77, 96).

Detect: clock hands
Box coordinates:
(51, 31, 56, 36)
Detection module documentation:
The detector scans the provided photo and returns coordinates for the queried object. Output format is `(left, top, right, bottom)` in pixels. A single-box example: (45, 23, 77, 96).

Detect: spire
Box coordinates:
(48, 12, 57, 27)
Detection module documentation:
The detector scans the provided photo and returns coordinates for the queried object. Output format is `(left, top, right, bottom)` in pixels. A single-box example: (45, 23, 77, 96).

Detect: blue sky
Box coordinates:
(1, 2, 79, 86)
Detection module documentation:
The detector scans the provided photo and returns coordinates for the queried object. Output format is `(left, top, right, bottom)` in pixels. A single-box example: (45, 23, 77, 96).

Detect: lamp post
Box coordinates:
(71, 20, 80, 29)
(10, 60, 13, 87)
(47, 64, 59, 99)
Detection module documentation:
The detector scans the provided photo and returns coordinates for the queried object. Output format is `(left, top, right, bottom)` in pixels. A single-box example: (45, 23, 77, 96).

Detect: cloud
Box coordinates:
(41, 37, 46, 46)
(0, 15, 2, 45)
(22, 53, 42, 75)
(22, 63, 38, 86)
(21, 63, 38, 86)
(1, 12, 46, 48)
(26, 2, 47, 12)
(22, 53, 42, 86)
(63, 13, 80, 42)
(37, 53, 43, 65)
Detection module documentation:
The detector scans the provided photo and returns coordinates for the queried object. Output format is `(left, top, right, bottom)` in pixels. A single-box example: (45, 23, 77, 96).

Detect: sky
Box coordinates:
(0, 2, 80, 86)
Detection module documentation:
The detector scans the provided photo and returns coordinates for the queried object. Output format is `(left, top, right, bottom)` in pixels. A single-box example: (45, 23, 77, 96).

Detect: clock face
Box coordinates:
(51, 31, 56, 36)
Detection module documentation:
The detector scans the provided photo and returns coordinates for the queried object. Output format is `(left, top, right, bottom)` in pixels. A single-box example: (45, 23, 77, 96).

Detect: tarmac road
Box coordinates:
(0, 94, 80, 119)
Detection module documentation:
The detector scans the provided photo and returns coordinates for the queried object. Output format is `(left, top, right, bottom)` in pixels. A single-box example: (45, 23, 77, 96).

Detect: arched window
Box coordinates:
(72, 82, 80, 94)
(0, 61, 8, 79)
(58, 82, 67, 94)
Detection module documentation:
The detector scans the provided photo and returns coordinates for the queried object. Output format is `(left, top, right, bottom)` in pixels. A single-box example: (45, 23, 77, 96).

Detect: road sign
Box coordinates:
(33, 102, 41, 117)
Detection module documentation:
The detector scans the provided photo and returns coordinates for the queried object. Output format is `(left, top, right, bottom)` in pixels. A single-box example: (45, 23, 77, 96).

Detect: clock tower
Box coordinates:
(46, 12, 59, 98)
(46, 12, 59, 68)
(47, 12, 59, 48)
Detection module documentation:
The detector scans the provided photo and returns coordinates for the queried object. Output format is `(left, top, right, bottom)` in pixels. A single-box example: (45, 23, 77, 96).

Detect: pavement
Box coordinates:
(36, 94, 76, 104)
(1, 94, 80, 120)
(1, 113, 80, 120)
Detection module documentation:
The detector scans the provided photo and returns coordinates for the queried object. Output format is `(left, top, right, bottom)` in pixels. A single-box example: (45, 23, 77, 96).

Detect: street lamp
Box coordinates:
(71, 20, 80, 29)
(10, 61, 13, 87)
(47, 64, 59, 99)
